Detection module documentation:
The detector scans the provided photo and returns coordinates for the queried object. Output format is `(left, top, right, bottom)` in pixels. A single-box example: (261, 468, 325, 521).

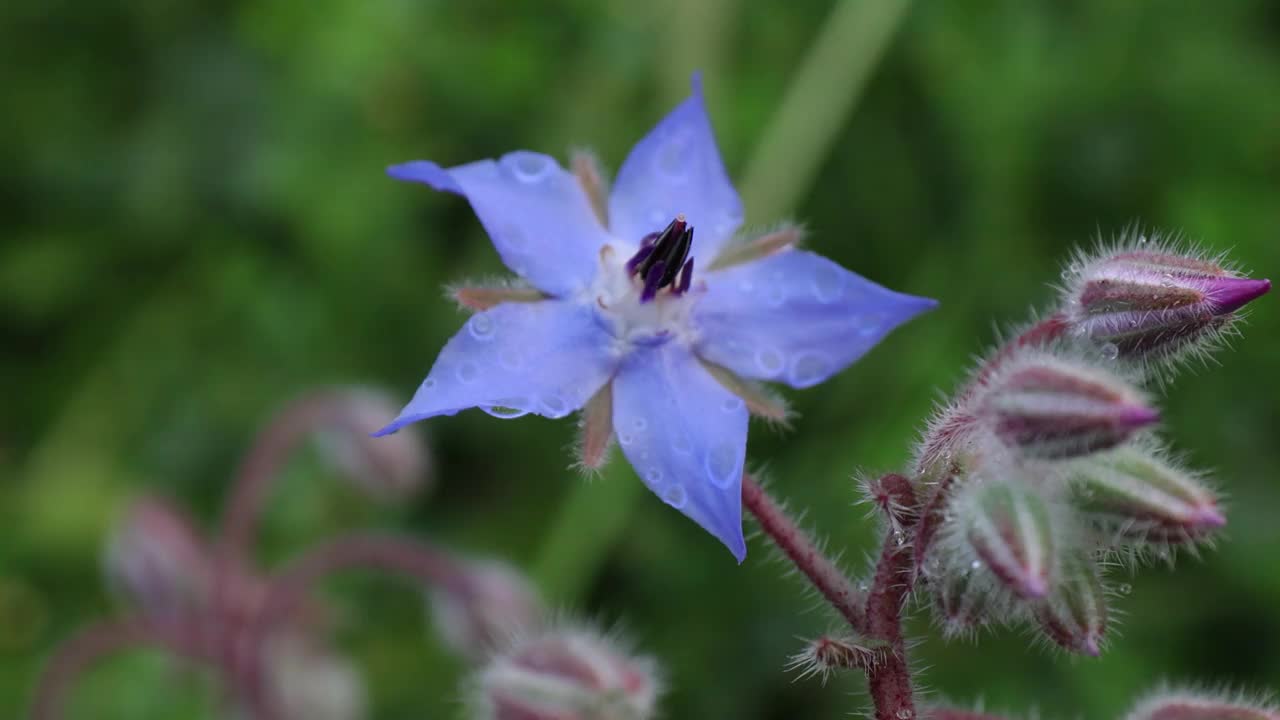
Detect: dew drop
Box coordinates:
(704, 442, 740, 489)
(754, 347, 784, 376)
(422, 378, 437, 391)
(633, 417, 648, 431)
(619, 433, 634, 446)
(663, 483, 688, 508)
(765, 283, 786, 307)
(896, 710, 915, 719)
(645, 468, 664, 484)
(456, 362, 479, 384)
(655, 137, 687, 178)
(671, 435, 693, 455)
(539, 394, 568, 416)
(483, 400, 530, 419)
(1138, 235, 1149, 244)
(970, 560, 983, 570)
(467, 314, 495, 341)
(497, 222, 526, 248)
(722, 396, 744, 413)
(811, 264, 845, 303)
(788, 351, 832, 388)
(1101, 342, 1120, 360)
(1119, 583, 1132, 595)
(504, 151, 552, 183)
(499, 348, 524, 370)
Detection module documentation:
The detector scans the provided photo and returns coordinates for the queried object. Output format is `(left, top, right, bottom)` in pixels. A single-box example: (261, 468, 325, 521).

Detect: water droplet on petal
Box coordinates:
(671, 435, 692, 455)
(655, 136, 688, 179)
(504, 151, 553, 183)
(970, 560, 983, 570)
(1101, 342, 1120, 360)
(722, 396, 744, 413)
(467, 314, 495, 341)
(422, 378, 437, 391)
(645, 468, 664, 484)
(539, 394, 568, 416)
(499, 348, 524, 370)
(754, 347, 784, 376)
(619, 433, 634, 446)
(456, 362, 479, 383)
(704, 442, 740, 489)
(788, 351, 832, 388)
(765, 283, 786, 307)
(811, 264, 844, 303)
(633, 418, 648, 432)
(483, 399, 530, 419)
(663, 484, 687, 508)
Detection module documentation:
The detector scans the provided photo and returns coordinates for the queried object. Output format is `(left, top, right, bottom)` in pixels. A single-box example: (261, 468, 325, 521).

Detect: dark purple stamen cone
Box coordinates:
(628, 214, 695, 302)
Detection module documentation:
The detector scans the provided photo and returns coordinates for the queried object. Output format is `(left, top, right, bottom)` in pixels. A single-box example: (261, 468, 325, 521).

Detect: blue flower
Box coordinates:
(377, 76, 936, 561)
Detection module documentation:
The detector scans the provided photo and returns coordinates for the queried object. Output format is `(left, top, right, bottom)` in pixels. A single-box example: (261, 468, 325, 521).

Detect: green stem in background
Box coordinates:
(531, 462, 640, 600)
(739, 0, 913, 225)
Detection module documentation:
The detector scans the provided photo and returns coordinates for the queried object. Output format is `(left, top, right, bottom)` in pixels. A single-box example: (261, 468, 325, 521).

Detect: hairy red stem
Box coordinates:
(864, 498, 919, 720)
(741, 474, 867, 632)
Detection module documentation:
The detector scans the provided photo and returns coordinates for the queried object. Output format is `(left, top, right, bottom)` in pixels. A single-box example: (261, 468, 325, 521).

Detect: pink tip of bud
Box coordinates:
(103, 496, 212, 619)
(1022, 575, 1050, 600)
(1081, 637, 1102, 657)
(1118, 405, 1161, 430)
(316, 388, 432, 501)
(429, 559, 544, 662)
(1208, 277, 1271, 314)
(1189, 506, 1227, 529)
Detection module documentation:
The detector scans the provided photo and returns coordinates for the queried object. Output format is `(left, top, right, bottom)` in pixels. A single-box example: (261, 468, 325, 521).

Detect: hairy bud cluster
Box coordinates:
(471, 626, 661, 720)
(912, 237, 1261, 655)
(1123, 688, 1280, 720)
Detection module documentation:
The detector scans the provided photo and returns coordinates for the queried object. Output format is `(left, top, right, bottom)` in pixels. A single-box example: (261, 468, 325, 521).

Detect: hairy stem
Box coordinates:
(864, 518, 918, 720)
(29, 617, 212, 720)
(741, 474, 867, 633)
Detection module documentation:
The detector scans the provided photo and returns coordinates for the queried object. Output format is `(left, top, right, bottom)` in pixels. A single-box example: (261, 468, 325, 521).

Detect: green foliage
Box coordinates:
(2, 0, 1278, 717)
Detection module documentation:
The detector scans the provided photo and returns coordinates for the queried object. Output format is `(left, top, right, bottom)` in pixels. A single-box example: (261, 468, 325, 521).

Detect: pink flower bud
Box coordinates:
(317, 388, 431, 501)
(102, 496, 212, 620)
(1124, 689, 1280, 720)
(1072, 447, 1225, 544)
(429, 560, 544, 662)
(474, 627, 661, 720)
(978, 353, 1157, 459)
(956, 481, 1057, 600)
(264, 635, 367, 720)
(1064, 241, 1270, 366)
(1033, 554, 1107, 656)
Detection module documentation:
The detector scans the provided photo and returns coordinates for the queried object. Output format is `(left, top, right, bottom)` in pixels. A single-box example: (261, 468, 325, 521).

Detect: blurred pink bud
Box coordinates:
(958, 481, 1056, 600)
(429, 560, 543, 662)
(317, 388, 431, 501)
(1073, 447, 1225, 543)
(1124, 688, 1280, 720)
(102, 496, 212, 620)
(1033, 554, 1107, 656)
(475, 627, 661, 720)
(264, 635, 367, 720)
(978, 354, 1157, 459)
(1064, 241, 1270, 365)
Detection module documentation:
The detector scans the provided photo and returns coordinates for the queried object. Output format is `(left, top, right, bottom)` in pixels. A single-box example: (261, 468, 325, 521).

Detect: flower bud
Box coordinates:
(265, 635, 367, 720)
(1124, 689, 1280, 720)
(978, 353, 1157, 459)
(318, 388, 431, 501)
(429, 559, 544, 662)
(102, 496, 211, 620)
(1072, 447, 1224, 543)
(474, 627, 661, 720)
(1064, 242, 1270, 365)
(1033, 553, 1107, 656)
(930, 562, 997, 638)
(956, 480, 1056, 600)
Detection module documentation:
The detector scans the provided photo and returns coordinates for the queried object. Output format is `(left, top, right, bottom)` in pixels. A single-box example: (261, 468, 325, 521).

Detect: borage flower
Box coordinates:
(377, 76, 936, 560)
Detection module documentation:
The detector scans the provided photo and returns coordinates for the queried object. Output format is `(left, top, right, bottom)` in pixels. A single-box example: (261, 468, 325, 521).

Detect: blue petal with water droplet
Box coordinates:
(612, 342, 749, 562)
(388, 152, 611, 298)
(374, 301, 618, 435)
(608, 74, 744, 262)
(694, 250, 938, 389)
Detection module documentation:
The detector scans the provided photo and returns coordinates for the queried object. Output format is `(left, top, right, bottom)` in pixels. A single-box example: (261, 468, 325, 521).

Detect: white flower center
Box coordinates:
(585, 244, 700, 349)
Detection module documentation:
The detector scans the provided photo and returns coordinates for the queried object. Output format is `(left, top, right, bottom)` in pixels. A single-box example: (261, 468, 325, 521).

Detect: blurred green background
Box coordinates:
(3, 0, 1279, 717)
